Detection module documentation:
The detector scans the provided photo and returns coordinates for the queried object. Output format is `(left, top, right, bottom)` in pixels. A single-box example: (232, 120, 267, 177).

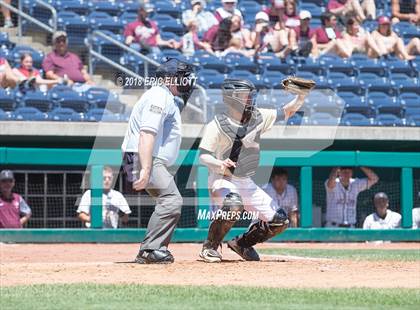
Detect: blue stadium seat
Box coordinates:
(91, 30, 124, 63)
(160, 32, 181, 42)
(194, 53, 228, 73)
(161, 49, 183, 59)
(88, 12, 123, 34)
(198, 69, 225, 88)
(224, 53, 258, 73)
(320, 55, 356, 76)
(405, 107, 420, 118)
(297, 60, 326, 76)
(406, 115, 420, 126)
(84, 87, 124, 113)
(48, 107, 82, 121)
(0, 108, 13, 120)
(119, 53, 145, 75)
(57, 11, 89, 46)
(390, 73, 418, 88)
(351, 54, 386, 76)
(23, 91, 52, 112)
(49, 85, 89, 112)
(120, 1, 142, 13)
(228, 70, 266, 89)
(340, 92, 374, 117)
(154, 1, 181, 18)
(239, 1, 262, 21)
(375, 114, 403, 126)
(0, 88, 16, 112)
(120, 12, 137, 27)
(309, 112, 339, 126)
(287, 113, 303, 126)
(393, 21, 419, 38)
(22, 0, 52, 25)
(257, 53, 293, 75)
(154, 14, 184, 36)
(386, 56, 416, 76)
(341, 113, 372, 126)
(368, 92, 402, 117)
(400, 93, 420, 109)
(55, 0, 90, 15)
(359, 73, 395, 96)
(308, 93, 341, 116)
(206, 89, 223, 106)
(262, 71, 285, 89)
(8, 45, 44, 68)
(14, 107, 48, 121)
(0, 32, 14, 49)
(328, 72, 362, 94)
(300, 3, 324, 18)
(92, 1, 120, 16)
(86, 108, 120, 122)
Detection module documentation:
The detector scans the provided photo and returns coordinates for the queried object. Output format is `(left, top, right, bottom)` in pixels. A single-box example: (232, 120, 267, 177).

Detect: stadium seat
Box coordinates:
(390, 73, 418, 89)
(13, 107, 48, 121)
(55, 0, 90, 16)
(257, 53, 293, 75)
(120, 1, 142, 13)
(375, 114, 403, 126)
(22, 0, 52, 25)
(92, 1, 120, 16)
(160, 32, 181, 43)
(0, 108, 13, 120)
(328, 72, 363, 94)
(85, 87, 124, 113)
(309, 112, 339, 126)
(0, 32, 14, 49)
(400, 93, 420, 109)
(88, 12, 123, 34)
(262, 71, 285, 89)
(91, 30, 124, 63)
(340, 92, 374, 117)
(320, 55, 356, 76)
(154, 1, 181, 18)
(368, 92, 402, 117)
(386, 56, 416, 76)
(224, 53, 259, 74)
(287, 113, 303, 125)
(341, 113, 372, 126)
(206, 89, 223, 106)
(48, 107, 82, 122)
(406, 115, 420, 126)
(49, 86, 89, 112)
(405, 107, 420, 118)
(308, 93, 342, 117)
(57, 11, 89, 46)
(238, 1, 262, 21)
(22, 91, 52, 112)
(228, 70, 266, 90)
(197, 69, 225, 88)
(194, 53, 228, 73)
(0, 88, 16, 112)
(351, 55, 386, 76)
(119, 53, 145, 75)
(86, 108, 120, 122)
(8, 45, 44, 68)
(359, 73, 395, 96)
(300, 3, 324, 18)
(120, 12, 138, 27)
(154, 14, 184, 36)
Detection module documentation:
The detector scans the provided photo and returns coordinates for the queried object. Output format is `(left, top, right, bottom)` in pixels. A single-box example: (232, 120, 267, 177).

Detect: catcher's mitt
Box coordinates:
(282, 76, 316, 96)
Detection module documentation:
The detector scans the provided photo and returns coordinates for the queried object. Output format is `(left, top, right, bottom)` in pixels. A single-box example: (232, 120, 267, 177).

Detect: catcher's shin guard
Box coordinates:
(236, 208, 289, 248)
(201, 193, 244, 262)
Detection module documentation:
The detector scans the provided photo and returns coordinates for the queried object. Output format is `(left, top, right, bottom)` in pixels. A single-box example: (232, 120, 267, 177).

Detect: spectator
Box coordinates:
(413, 192, 420, 228)
(290, 10, 317, 57)
(251, 11, 275, 53)
(77, 166, 131, 229)
(283, 0, 300, 28)
(363, 192, 401, 229)
(328, 0, 376, 22)
(221, 37, 255, 57)
(269, 11, 294, 57)
(230, 14, 253, 49)
(391, 0, 420, 25)
(214, 0, 243, 23)
(124, 3, 180, 54)
(340, 17, 383, 58)
(181, 19, 213, 56)
(371, 16, 419, 60)
(0, 170, 31, 229)
(182, 0, 218, 33)
(265, 0, 286, 23)
(0, 57, 19, 88)
(13, 53, 60, 91)
(262, 167, 299, 227)
(42, 31, 94, 87)
(204, 17, 233, 52)
(325, 167, 379, 228)
(1, 0, 14, 28)
(311, 12, 349, 57)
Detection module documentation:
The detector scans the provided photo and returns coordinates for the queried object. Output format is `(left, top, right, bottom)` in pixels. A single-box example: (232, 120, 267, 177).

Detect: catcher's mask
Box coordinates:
(155, 58, 197, 105)
(222, 78, 258, 124)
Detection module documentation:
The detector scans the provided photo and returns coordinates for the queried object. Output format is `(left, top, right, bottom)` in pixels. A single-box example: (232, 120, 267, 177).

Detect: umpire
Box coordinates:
(122, 58, 196, 264)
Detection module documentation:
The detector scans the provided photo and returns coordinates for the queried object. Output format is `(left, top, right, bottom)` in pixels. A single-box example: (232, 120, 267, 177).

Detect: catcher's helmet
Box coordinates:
(155, 58, 197, 104)
(222, 78, 257, 124)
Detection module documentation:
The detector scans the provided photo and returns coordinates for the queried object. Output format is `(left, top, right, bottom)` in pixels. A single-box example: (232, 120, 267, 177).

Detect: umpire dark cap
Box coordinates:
(0, 170, 14, 181)
(374, 192, 388, 201)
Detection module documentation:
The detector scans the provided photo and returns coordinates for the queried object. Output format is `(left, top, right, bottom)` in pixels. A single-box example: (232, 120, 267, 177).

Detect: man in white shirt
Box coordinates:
(325, 166, 379, 227)
(262, 167, 299, 227)
(214, 0, 243, 23)
(363, 192, 401, 229)
(182, 0, 218, 33)
(77, 166, 131, 228)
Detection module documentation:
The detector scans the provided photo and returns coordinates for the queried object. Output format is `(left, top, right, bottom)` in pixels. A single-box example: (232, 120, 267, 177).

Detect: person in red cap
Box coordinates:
(327, 0, 376, 22)
(371, 16, 419, 60)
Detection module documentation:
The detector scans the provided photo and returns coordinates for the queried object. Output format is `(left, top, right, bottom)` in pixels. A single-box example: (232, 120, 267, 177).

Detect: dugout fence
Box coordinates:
(0, 147, 419, 242)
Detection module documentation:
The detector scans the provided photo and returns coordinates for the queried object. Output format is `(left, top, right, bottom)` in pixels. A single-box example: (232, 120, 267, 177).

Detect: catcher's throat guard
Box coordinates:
(222, 79, 258, 124)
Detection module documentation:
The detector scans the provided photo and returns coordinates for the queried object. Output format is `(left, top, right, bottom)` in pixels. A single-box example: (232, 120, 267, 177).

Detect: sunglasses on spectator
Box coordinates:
(103, 176, 113, 180)
(55, 37, 66, 43)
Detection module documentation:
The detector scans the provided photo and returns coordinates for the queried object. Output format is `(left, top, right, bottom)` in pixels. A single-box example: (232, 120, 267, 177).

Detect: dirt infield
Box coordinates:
(1, 243, 419, 288)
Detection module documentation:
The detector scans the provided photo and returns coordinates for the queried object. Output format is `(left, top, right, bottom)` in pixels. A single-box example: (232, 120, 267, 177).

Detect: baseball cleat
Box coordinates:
(199, 248, 222, 263)
(134, 249, 174, 264)
(227, 239, 260, 261)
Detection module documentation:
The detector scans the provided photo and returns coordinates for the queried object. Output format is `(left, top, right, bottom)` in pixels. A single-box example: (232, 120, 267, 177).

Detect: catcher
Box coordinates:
(199, 76, 314, 263)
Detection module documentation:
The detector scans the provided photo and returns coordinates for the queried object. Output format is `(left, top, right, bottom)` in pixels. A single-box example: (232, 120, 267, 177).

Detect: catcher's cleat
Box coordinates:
(199, 248, 222, 263)
(134, 249, 174, 264)
(227, 238, 260, 261)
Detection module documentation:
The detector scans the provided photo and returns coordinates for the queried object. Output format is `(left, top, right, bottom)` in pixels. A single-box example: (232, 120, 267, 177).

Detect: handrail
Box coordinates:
(0, 0, 56, 36)
(35, 0, 57, 32)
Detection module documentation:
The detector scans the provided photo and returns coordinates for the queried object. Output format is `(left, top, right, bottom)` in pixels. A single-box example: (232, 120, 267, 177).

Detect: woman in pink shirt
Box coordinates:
(13, 53, 60, 90)
(283, 0, 300, 28)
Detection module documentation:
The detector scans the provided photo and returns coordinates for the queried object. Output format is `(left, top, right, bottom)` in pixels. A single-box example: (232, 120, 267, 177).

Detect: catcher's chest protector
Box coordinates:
(215, 111, 263, 178)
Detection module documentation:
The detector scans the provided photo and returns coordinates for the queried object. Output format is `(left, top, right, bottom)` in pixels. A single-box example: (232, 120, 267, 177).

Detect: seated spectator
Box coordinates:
(290, 10, 316, 57)
(42, 31, 94, 88)
(363, 192, 401, 229)
(77, 166, 131, 229)
(328, 0, 376, 22)
(182, 0, 218, 33)
(311, 12, 349, 57)
(371, 16, 419, 60)
(283, 0, 300, 28)
(1, 0, 14, 28)
(413, 192, 420, 228)
(181, 19, 213, 56)
(124, 3, 180, 55)
(214, 0, 243, 23)
(391, 0, 419, 25)
(0, 57, 19, 88)
(251, 11, 275, 53)
(13, 53, 60, 91)
(340, 17, 383, 58)
(325, 167, 379, 228)
(269, 12, 294, 57)
(230, 14, 253, 49)
(262, 167, 299, 227)
(0, 170, 31, 229)
(221, 37, 255, 57)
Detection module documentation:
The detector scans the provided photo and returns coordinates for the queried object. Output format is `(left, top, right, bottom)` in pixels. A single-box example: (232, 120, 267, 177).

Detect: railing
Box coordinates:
(0, 147, 419, 242)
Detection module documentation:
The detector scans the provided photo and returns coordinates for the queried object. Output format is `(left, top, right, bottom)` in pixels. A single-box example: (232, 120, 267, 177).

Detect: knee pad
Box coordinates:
(267, 208, 289, 235)
(218, 192, 244, 221)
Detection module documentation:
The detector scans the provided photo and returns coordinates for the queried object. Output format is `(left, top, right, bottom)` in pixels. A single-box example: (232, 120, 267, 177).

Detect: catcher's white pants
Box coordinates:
(208, 174, 277, 222)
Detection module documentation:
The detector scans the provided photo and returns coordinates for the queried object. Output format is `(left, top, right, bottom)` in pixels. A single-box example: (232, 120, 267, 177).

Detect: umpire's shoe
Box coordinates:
(199, 247, 222, 263)
(227, 238, 260, 261)
(135, 249, 174, 264)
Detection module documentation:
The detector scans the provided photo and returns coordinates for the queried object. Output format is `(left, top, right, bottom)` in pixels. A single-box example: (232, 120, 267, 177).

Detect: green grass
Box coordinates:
(1, 284, 419, 310)
(260, 248, 420, 261)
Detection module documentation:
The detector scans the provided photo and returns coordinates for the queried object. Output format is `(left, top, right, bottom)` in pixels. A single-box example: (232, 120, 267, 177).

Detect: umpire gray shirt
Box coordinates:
(122, 85, 182, 166)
